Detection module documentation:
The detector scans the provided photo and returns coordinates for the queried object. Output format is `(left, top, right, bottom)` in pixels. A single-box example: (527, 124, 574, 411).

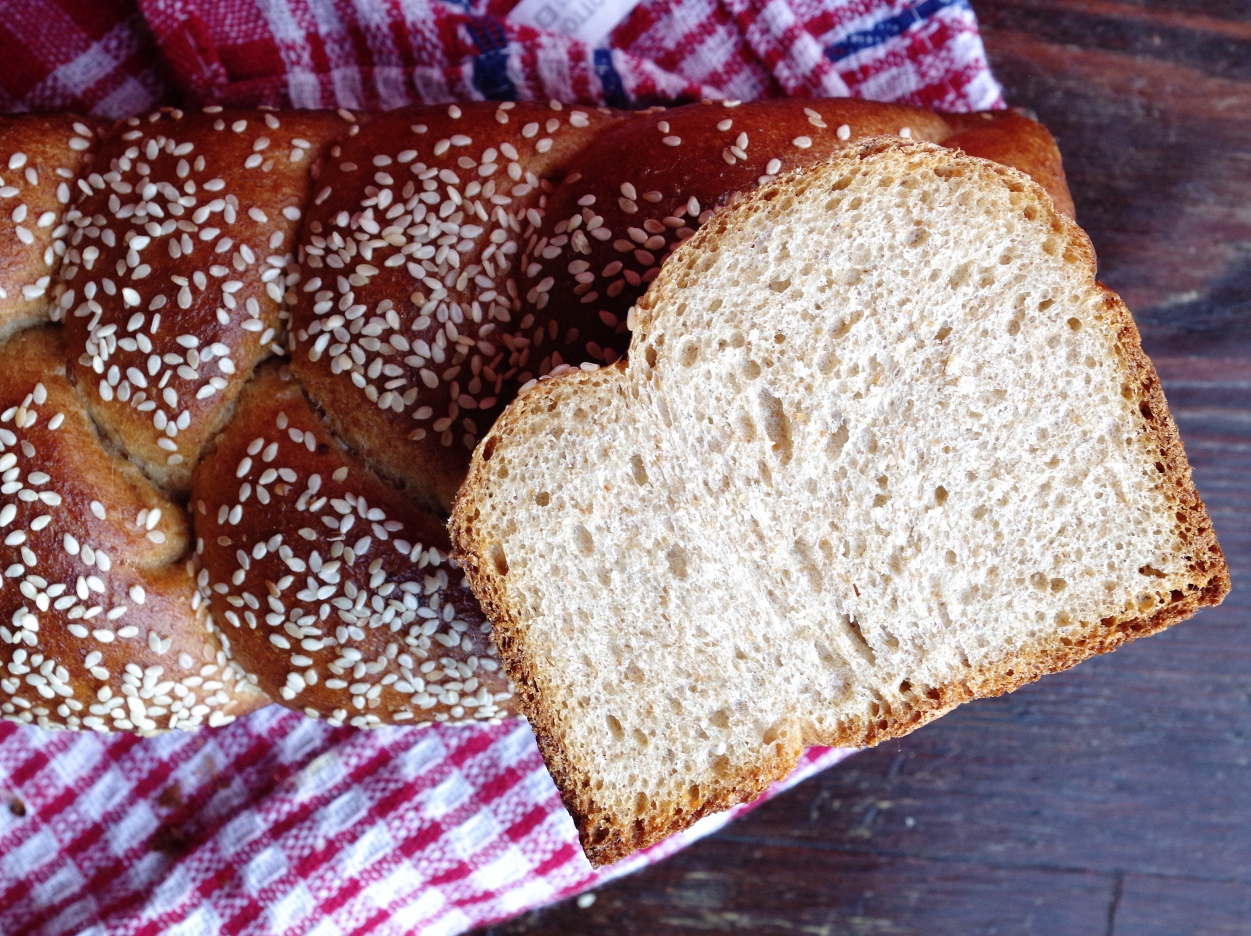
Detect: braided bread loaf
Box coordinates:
(0, 100, 1074, 733)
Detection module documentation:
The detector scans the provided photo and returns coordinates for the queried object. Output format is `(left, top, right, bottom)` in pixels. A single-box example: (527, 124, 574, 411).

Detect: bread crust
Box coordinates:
(288, 102, 632, 512)
(0, 115, 107, 341)
(191, 362, 514, 729)
(450, 139, 1229, 866)
(0, 327, 266, 734)
(60, 108, 349, 494)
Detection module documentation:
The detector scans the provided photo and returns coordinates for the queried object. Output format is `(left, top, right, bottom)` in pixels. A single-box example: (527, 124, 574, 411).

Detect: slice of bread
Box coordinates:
(449, 139, 1229, 866)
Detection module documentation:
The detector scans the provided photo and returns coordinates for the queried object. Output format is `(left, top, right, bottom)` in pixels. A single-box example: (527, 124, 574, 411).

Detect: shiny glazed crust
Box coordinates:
(0, 327, 265, 733)
(0, 114, 107, 339)
(289, 101, 628, 511)
(191, 363, 514, 728)
(60, 108, 350, 494)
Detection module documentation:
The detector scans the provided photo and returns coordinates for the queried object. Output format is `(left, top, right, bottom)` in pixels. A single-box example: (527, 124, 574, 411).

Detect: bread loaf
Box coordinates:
(449, 138, 1229, 864)
(0, 101, 1083, 735)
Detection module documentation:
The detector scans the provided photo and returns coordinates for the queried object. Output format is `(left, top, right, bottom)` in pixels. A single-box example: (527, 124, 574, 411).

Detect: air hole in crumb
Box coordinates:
(534, 491, 550, 506)
(710, 708, 731, 729)
(944, 549, 957, 566)
(633, 728, 649, 747)
(1067, 317, 1082, 331)
(573, 524, 594, 555)
(899, 680, 912, 693)
(934, 486, 948, 506)
(1050, 578, 1067, 593)
(1007, 319, 1020, 336)
(489, 543, 508, 576)
(679, 339, 699, 366)
(1139, 400, 1153, 420)
(606, 714, 624, 739)
(666, 545, 689, 580)
(743, 359, 762, 380)
(762, 723, 782, 745)
(688, 784, 700, 803)
(769, 278, 791, 293)
(482, 437, 497, 460)
(1030, 572, 1048, 591)
(635, 791, 649, 814)
(758, 390, 793, 462)
(1039, 298, 1055, 311)
(645, 344, 657, 367)
(826, 423, 849, 459)
(629, 454, 649, 485)
(934, 325, 952, 341)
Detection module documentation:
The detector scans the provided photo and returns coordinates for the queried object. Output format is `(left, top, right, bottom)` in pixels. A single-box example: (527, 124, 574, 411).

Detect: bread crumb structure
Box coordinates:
(450, 139, 1228, 865)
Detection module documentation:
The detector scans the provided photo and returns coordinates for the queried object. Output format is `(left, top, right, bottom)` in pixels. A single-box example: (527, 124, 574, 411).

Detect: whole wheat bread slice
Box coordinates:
(449, 138, 1229, 866)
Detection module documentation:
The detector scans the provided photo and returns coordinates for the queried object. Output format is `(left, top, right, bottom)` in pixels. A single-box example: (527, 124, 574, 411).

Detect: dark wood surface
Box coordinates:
(475, 3, 1251, 932)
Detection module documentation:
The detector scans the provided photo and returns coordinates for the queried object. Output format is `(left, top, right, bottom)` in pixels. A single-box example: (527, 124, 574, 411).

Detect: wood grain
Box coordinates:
(474, 2, 1251, 932)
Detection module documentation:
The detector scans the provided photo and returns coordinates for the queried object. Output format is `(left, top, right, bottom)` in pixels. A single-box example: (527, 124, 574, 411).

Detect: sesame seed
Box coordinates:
(662, 136, 682, 147)
(792, 136, 813, 149)
(837, 124, 852, 141)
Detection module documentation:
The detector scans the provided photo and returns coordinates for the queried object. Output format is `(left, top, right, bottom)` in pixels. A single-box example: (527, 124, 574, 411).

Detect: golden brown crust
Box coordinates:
(0, 327, 266, 734)
(0, 115, 107, 340)
(191, 362, 513, 729)
(450, 139, 1228, 866)
(941, 110, 1076, 219)
(288, 101, 632, 512)
(60, 107, 350, 494)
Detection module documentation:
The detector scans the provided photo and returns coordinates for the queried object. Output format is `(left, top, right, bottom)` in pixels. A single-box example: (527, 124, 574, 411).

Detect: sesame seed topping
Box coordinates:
(792, 136, 813, 149)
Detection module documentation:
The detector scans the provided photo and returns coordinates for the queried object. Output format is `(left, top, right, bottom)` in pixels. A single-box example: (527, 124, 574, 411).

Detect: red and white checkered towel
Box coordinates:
(0, 1, 1001, 933)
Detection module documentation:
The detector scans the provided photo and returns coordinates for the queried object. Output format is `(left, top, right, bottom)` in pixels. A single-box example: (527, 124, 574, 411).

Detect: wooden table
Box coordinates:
(477, 2, 1251, 931)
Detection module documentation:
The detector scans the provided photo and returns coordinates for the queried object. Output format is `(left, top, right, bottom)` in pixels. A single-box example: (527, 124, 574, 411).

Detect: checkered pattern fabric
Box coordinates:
(0, 0, 1002, 116)
(0, 0, 1001, 932)
(0, 712, 849, 934)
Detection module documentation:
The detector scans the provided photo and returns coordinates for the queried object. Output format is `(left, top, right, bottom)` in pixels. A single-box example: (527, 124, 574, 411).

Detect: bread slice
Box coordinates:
(449, 138, 1229, 866)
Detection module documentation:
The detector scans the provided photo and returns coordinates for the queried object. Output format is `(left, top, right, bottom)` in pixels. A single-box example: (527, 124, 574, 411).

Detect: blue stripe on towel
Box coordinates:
(593, 48, 630, 110)
(825, 0, 968, 63)
(467, 17, 518, 101)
